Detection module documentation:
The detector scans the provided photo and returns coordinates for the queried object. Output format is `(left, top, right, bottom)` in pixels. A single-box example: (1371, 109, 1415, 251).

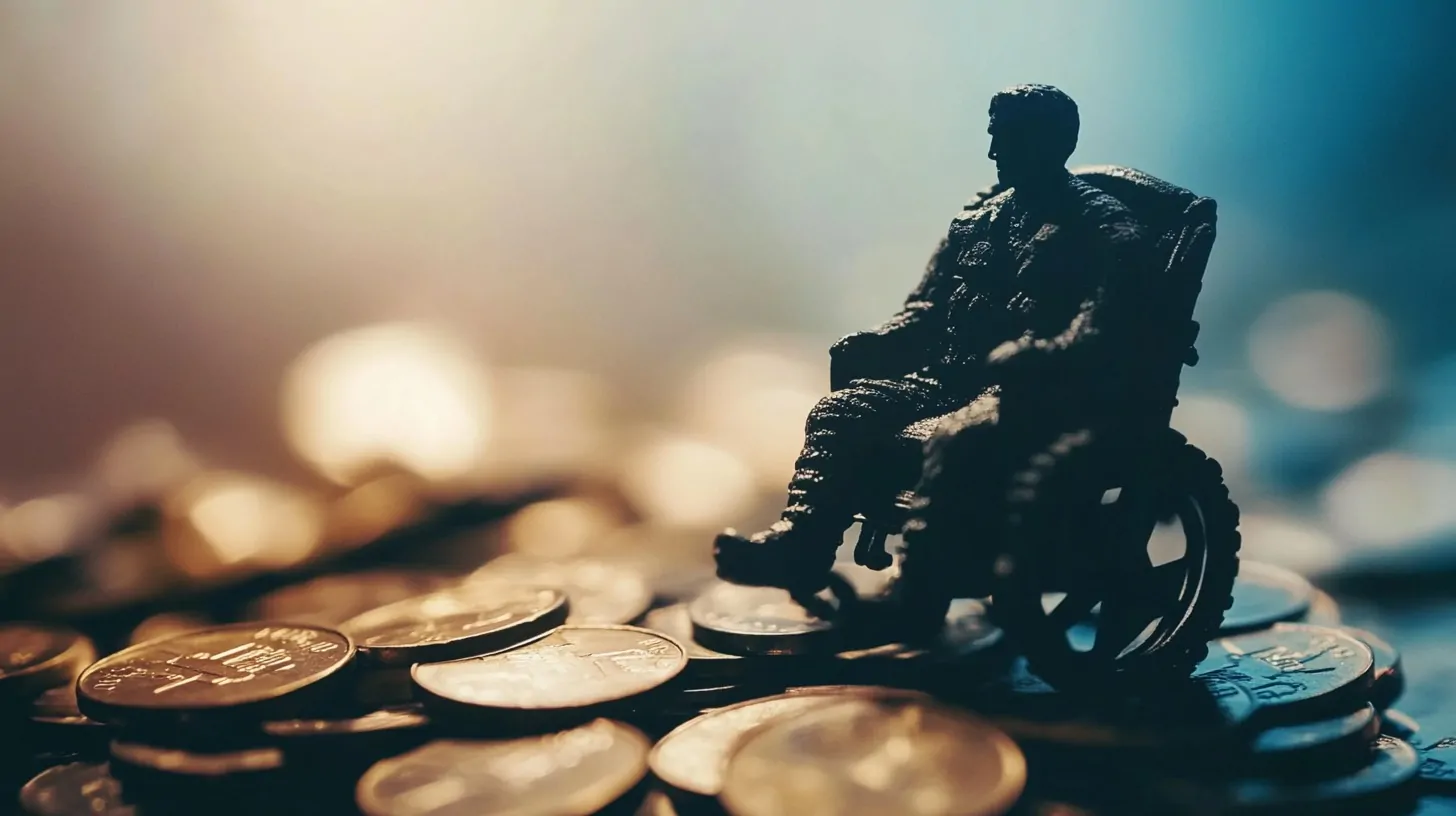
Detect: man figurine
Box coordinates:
(714, 84, 1152, 629)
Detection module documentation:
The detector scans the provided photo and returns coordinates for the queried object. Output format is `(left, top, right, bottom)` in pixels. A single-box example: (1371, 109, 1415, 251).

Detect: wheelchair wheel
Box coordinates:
(992, 429, 1240, 691)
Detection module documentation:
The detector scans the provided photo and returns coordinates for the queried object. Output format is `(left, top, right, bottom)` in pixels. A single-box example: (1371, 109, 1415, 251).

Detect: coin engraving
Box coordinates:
(77, 624, 354, 718)
(1197, 624, 1373, 719)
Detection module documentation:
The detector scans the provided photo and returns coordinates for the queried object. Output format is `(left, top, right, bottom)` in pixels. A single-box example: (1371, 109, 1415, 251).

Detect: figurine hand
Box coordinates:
(714, 531, 831, 593)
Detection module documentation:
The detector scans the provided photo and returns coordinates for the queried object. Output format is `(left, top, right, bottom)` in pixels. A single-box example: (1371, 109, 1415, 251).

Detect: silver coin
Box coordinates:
(688, 581, 841, 657)
(1341, 626, 1403, 709)
(342, 585, 568, 666)
(1197, 623, 1374, 723)
(1229, 735, 1418, 811)
(1250, 703, 1379, 765)
(470, 555, 652, 625)
(650, 686, 926, 798)
(412, 625, 686, 715)
(77, 624, 355, 725)
(1221, 562, 1313, 635)
(356, 719, 649, 816)
(19, 762, 134, 816)
(721, 696, 1026, 816)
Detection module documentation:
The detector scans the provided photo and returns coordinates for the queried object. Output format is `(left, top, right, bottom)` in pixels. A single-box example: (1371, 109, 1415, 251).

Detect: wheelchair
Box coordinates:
(837, 166, 1240, 691)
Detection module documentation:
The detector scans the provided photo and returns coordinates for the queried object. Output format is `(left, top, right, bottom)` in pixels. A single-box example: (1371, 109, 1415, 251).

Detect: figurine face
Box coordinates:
(988, 114, 1051, 189)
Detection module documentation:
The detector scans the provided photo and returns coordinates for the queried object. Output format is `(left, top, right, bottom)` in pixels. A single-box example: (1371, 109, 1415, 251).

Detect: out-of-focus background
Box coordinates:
(1, 0, 1454, 592)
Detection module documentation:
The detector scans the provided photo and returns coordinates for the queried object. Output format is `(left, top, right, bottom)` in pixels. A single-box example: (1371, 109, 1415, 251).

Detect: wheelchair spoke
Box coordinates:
(1151, 559, 1190, 607)
(1093, 597, 1151, 661)
(1048, 589, 1100, 631)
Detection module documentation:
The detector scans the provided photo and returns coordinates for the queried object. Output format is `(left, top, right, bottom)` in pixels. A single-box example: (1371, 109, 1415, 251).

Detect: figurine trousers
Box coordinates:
(782, 372, 970, 538)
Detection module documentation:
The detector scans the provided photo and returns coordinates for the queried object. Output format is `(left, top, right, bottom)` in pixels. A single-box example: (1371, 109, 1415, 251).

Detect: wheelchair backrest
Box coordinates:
(1071, 165, 1219, 421)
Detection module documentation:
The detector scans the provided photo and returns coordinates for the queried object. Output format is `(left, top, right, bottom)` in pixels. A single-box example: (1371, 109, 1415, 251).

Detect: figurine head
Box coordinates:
(988, 84, 1079, 188)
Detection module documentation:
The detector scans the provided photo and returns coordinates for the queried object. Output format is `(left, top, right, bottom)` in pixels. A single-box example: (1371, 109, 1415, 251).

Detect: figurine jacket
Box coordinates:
(832, 171, 1150, 408)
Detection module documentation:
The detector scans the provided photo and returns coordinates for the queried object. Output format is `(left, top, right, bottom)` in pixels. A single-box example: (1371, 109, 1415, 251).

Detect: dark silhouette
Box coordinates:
(713, 84, 1240, 688)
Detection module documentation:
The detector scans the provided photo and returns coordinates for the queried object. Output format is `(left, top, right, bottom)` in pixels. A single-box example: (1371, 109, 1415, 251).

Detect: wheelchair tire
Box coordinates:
(994, 428, 1241, 691)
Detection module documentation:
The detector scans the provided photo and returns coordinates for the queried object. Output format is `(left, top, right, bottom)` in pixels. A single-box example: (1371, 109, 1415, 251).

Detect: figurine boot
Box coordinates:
(713, 512, 847, 592)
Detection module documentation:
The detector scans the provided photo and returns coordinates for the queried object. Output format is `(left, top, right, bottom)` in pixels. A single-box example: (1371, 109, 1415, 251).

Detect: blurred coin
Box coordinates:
(411, 626, 685, 723)
(1221, 562, 1314, 635)
(355, 718, 649, 816)
(342, 586, 567, 666)
(1302, 588, 1342, 626)
(1383, 708, 1421, 741)
(1420, 737, 1456, 788)
(650, 686, 924, 799)
(128, 611, 215, 646)
(837, 598, 1004, 677)
(1342, 626, 1403, 709)
(28, 685, 108, 754)
(77, 624, 355, 726)
(110, 738, 285, 780)
(19, 762, 133, 816)
(1227, 735, 1418, 813)
(469, 555, 652, 625)
(721, 696, 1025, 816)
(642, 602, 741, 681)
(0, 624, 97, 705)
(688, 580, 842, 657)
(263, 704, 432, 771)
(1197, 623, 1374, 723)
(1248, 703, 1379, 772)
(245, 570, 452, 627)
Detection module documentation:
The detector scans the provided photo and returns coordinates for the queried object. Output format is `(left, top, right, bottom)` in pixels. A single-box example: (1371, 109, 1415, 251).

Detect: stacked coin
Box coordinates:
(4, 548, 1444, 816)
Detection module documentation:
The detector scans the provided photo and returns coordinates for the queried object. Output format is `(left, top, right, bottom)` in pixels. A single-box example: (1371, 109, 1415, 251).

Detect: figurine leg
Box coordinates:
(901, 391, 1005, 600)
(715, 373, 953, 591)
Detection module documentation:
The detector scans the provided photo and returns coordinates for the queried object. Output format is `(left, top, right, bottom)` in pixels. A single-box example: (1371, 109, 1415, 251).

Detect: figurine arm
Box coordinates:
(829, 235, 956, 389)
(989, 214, 1149, 380)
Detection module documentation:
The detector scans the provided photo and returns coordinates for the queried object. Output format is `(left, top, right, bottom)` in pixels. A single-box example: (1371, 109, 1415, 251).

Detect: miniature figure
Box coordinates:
(714, 84, 1240, 687)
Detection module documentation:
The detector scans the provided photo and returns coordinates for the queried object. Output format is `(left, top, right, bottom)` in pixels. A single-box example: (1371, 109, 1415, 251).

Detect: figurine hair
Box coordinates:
(990, 84, 1080, 162)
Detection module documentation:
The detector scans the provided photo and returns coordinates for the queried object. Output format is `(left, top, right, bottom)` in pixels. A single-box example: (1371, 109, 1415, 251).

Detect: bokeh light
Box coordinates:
(1247, 291, 1390, 412)
(677, 336, 824, 489)
(166, 471, 324, 578)
(281, 323, 493, 486)
(1320, 452, 1456, 549)
(90, 420, 202, 510)
(0, 494, 93, 563)
(503, 497, 628, 561)
(1235, 512, 1342, 576)
(474, 366, 614, 491)
(1170, 393, 1252, 486)
(619, 432, 757, 530)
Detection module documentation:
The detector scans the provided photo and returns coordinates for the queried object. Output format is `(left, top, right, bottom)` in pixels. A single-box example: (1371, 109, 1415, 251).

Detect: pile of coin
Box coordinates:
(3, 552, 1454, 815)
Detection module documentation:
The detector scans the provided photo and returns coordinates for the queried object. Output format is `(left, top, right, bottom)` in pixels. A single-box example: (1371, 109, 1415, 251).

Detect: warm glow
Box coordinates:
(678, 337, 824, 487)
(504, 497, 625, 560)
(281, 323, 493, 485)
(474, 366, 613, 489)
(1321, 452, 1456, 547)
(1248, 291, 1389, 411)
(0, 494, 92, 562)
(91, 419, 201, 508)
(171, 472, 324, 577)
(620, 432, 756, 529)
